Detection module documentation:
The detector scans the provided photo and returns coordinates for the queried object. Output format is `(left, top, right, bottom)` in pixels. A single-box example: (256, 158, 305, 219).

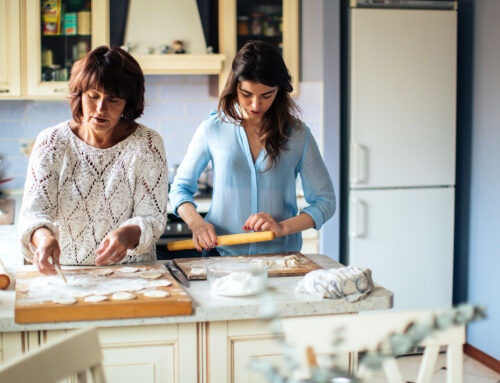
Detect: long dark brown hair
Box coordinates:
(218, 40, 301, 170)
(68, 45, 145, 123)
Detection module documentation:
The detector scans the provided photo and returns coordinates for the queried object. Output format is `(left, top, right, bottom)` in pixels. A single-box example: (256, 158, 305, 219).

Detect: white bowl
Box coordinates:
(207, 260, 267, 297)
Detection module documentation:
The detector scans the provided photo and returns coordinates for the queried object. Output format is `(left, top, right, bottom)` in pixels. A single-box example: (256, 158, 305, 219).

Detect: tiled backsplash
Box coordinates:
(0, 75, 322, 192)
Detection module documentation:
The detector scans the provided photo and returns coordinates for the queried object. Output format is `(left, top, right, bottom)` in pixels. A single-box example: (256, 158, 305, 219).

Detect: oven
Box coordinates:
(156, 214, 203, 260)
(157, 168, 213, 259)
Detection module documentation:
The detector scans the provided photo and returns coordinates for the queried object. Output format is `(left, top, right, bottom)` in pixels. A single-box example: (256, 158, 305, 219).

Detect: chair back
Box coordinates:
(0, 326, 106, 383)
(283, 310, 465, 383)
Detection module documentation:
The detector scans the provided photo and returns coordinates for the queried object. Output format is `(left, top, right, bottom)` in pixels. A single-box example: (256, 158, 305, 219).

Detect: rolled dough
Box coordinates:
(144, 290, 170, 298)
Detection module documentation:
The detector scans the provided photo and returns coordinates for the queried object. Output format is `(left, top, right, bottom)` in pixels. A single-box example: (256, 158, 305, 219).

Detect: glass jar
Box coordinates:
(238, 16, 249, 36)
(251, 13, 263, 36)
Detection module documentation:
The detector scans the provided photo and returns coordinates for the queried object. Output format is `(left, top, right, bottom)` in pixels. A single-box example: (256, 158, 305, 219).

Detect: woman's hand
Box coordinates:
(33, 235, 61, 275)
(177, 202, 218, 252)
(31, 227, 60, 275)
(189, 219, 218, 252)
(243, 212, 287, 237)
(95, 225, 141, 266)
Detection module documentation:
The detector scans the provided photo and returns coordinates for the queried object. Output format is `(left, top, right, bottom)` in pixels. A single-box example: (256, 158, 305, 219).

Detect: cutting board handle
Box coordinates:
(166, 231, 276, 251)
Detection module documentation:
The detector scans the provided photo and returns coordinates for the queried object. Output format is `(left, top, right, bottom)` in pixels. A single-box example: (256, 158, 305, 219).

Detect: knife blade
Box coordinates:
(165, 260, 190, 287)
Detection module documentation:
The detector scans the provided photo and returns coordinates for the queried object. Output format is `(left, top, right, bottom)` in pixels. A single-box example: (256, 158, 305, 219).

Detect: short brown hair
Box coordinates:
(68, 46, 145, 122)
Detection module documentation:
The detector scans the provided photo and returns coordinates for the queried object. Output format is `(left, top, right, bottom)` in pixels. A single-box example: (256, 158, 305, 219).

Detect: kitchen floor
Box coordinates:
(369, 353, 500, 382)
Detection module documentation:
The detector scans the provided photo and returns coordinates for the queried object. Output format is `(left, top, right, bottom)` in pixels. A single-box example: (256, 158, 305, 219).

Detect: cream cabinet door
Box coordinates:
(207, 320, 286, 383)
(25, 0, 109, 98)
(43, 323, 197, 383)
(0, 332, 24, 364)
(0, 0, 22, 98)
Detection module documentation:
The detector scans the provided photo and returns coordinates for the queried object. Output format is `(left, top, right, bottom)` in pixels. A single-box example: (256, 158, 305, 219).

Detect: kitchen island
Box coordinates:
(0, 225, 393, 383)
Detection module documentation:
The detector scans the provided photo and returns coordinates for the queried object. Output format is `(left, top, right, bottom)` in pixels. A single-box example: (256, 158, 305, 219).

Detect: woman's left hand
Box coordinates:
(243, 212, 287, 237)
(95, 225, 141, 266)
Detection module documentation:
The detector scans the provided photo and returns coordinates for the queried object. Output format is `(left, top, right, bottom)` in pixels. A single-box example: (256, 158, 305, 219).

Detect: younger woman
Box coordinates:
(170, 40, 335, 256)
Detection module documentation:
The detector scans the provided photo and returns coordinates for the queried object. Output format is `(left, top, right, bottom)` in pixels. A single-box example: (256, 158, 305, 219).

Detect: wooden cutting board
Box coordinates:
(173, 252, 322, 280)
(15, 265, 192, 324)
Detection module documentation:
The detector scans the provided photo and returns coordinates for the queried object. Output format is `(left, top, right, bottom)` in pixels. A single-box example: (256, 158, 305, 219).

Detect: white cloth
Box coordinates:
(18, 121, 168, 265)
(295, 266, 374, 302)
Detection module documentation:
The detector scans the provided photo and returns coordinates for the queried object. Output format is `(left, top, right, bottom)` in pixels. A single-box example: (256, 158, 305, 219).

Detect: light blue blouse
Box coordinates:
(169, 111, 336, 256)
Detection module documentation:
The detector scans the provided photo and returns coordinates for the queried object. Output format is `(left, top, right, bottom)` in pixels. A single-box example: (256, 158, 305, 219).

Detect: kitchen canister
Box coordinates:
(77, 10, 91, 35)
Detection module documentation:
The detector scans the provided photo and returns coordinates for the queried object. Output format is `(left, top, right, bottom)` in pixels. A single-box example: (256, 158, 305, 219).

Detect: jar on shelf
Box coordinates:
(238, 16, 249, 36)
(250, 13, 263, 36)
(263, 16, 275, 37)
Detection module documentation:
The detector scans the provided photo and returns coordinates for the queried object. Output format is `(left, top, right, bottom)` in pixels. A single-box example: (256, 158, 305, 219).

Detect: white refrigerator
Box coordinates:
(347, 1, 457, 310)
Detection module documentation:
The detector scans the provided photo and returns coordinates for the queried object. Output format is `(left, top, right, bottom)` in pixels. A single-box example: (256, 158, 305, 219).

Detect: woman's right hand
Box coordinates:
(189, 219, 218, 252)
(177, 202, 218, 252)
(32, 229, 60, 275)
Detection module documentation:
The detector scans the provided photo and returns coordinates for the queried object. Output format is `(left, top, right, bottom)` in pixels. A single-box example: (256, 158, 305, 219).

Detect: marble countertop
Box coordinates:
(0, 210, 393, 332)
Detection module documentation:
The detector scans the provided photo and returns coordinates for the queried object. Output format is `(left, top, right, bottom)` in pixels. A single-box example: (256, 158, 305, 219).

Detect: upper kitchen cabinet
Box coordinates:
(0, 0, 22, 99)
(109, 0, 225, 75)
(25, 0, 108, 98)
(219, 0, 299, 95)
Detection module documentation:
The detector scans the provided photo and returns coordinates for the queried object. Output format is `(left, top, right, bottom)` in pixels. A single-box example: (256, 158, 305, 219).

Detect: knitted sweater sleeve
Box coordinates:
(120, 129, 168, 256)
(17, 127, 63, 262)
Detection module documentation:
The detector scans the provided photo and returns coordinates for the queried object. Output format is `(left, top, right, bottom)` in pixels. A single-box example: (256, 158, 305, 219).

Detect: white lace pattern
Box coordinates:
(18, 121, 168, 265)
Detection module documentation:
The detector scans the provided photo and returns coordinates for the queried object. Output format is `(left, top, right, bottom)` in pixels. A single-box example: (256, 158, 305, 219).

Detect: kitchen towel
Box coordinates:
(295, 266, 373, 302)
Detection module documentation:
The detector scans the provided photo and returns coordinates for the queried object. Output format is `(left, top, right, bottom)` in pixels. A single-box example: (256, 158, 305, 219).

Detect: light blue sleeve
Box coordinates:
(299, 128, 336, 230)
(169, 120, 211, 216)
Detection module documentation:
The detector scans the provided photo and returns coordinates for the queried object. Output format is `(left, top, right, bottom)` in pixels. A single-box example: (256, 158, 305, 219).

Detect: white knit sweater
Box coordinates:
(18, 121, 168, 265)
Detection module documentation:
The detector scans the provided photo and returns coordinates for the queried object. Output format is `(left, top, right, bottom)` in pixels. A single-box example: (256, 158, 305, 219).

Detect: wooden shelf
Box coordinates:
(132, 54, 226, 75)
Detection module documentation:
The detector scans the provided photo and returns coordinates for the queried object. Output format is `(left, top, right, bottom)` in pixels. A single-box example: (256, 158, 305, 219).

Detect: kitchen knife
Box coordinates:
(166, 231, 276, 251)
(165, 260, 190, 287)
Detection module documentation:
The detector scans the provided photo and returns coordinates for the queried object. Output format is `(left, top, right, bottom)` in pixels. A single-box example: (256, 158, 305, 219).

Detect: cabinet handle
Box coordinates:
(349, 197, 367, 238)
(0, 89, 10, 93)
(350, 142, 368, 184)
(53, 88, 66, 93)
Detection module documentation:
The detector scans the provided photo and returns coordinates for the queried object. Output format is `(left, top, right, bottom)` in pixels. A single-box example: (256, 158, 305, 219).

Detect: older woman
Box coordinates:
(18, 46, 168, 275)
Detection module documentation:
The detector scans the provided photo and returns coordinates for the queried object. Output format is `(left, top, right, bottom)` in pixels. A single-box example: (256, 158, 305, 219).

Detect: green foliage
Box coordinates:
(250, 302, 486, 383)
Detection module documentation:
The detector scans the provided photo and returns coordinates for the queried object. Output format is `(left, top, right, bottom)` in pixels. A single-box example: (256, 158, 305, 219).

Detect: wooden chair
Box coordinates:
(283, 310, 466, 383)
(0, 327, 106, 383)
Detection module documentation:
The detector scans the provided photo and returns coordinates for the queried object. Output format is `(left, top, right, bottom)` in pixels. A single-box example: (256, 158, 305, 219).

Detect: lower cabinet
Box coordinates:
(207, 319, 285, 383)
(0, 319, 286, 383)
(0, 332, 24, 364)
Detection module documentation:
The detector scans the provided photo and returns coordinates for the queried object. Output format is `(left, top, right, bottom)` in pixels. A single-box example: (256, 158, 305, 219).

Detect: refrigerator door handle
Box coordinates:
(349, 197, 367, 238)
(350, 142, 368, 185)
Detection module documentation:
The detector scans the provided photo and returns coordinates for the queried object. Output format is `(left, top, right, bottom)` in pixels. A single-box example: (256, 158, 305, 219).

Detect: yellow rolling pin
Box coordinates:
(166, 231, 276, 251)
(0, 259, 11, 290)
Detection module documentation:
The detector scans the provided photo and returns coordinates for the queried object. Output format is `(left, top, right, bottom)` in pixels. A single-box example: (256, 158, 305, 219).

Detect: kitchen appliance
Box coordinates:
(156, 214, 203, 259)
(345, 0, 457, 310)
(157, 166, 213, 259)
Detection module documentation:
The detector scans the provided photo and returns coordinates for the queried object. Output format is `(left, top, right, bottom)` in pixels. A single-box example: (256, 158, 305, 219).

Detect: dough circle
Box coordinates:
(111, 291, 136, 301)
(118, 267, 139, 273)
(190, 267, 205, 275)
(53, 297, 76, 305)
(84, 295, 108, 303)
(140, 271, 163, 280)
(150, 279, 172, 287)
(144, 290, 170, 298)
(92, 269, 114, 276)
